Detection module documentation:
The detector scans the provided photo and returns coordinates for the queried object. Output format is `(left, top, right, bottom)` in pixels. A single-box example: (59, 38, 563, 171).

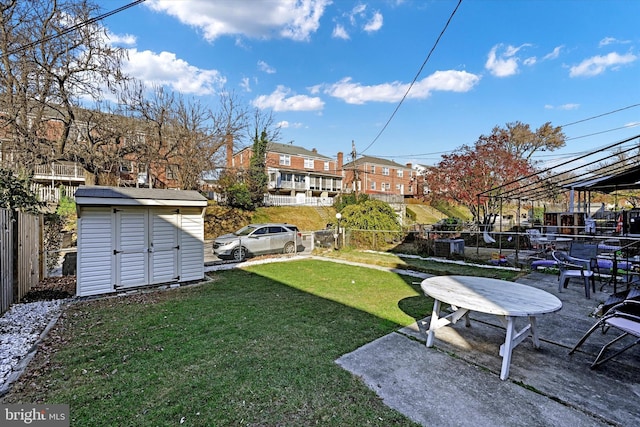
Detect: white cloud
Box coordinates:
(324, 70, 480, 104)
(240, 77, 251, 92)
(252, 85, 324, 111)
(543, 45, 563, 60)
(523, 57, 536, 66)
(545, 103, 579, 110)
(485, 44, 531, 77)
(123, 49, 226, 95)
(146, 0, 331, 42)
(106, 31, 136, 46)
(363, 11, 383, 33)
(625, 121, 640, 128)
(599, 37, 630, 47)
(277, 120, 304, 129)
(569, 51, 637, 77)
(258, 60, 276, 74)
(335, 3, 383, 36)
(332, 24, 350, 40)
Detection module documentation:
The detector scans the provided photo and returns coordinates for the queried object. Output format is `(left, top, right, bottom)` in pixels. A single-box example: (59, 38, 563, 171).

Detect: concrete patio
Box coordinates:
(337, 270, 640, 427)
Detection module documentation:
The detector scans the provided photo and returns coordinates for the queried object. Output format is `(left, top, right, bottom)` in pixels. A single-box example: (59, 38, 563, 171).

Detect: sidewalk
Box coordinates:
(336, 271, 639, 427)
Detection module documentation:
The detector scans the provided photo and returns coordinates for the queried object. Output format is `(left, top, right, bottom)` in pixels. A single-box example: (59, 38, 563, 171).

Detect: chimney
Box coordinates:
(312, 148, 317, 153)
(337, 152, 344, 170)
(406, 162, 412, 169)
(226, 134, 233, 168)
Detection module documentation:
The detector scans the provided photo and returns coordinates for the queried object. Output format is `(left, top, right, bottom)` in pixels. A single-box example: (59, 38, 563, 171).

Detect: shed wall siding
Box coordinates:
(78, 208, 113, 296)
(180, 208, 204, 282)
(150, 208, 179, 283)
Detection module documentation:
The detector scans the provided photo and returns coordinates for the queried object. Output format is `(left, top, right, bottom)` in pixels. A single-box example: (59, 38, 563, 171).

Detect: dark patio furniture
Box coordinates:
(569, 299, 640, 369)
(552, 250, 597, 299)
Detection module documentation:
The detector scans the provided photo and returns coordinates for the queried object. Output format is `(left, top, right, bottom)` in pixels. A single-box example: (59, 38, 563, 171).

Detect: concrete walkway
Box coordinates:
(336, 271, 640, 427)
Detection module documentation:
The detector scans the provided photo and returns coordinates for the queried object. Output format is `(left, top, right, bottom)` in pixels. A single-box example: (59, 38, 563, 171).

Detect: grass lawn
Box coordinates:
(4, 259, 431, 426)
(320, 249, 523, 281)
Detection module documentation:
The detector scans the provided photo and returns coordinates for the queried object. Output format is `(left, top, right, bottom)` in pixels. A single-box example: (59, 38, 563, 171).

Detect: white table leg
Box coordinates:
(529, 316, 540, 348)
(500, 316, 516, 380)
(426, 299, 441, 347)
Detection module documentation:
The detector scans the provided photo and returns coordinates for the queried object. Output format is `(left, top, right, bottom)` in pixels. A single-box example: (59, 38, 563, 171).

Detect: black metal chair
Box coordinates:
(551, 250, 597, 299)
(569, 299, 640, 368)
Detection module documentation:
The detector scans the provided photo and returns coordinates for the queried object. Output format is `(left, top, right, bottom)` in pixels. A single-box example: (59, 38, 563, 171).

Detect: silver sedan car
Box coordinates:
(213, 223, 302, 261)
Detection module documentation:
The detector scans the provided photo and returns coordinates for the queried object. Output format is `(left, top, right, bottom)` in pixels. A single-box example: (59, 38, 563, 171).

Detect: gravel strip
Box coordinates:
(0, 299, 68, 394)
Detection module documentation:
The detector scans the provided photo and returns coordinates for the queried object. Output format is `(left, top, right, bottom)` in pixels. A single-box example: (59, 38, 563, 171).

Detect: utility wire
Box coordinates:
(559, 103, 640, 128)
(1, 0, 146, 58)
(360, 0, 463, 155)
(375, 103, 640, 162)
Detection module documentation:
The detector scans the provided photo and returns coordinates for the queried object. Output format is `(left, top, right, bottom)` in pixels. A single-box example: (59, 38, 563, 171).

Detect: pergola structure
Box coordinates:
(474, 133, 640, 256)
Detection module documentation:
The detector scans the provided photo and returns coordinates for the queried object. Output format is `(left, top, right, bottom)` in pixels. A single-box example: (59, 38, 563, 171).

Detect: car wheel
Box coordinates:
(232, 247, 247, 261)
(283, 241, 296, 254)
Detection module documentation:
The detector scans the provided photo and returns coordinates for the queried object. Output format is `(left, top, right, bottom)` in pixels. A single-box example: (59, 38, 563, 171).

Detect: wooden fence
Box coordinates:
(0, 208, 42, 315)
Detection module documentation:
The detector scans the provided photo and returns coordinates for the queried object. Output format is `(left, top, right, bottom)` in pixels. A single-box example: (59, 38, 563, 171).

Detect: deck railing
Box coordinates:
(33, 162, 84, 181)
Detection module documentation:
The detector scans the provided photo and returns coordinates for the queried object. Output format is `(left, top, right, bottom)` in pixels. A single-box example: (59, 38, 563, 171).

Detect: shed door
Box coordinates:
(114, 208, 179, 290)
(114, 208, 148, 288)
(150, 208, 179, 284)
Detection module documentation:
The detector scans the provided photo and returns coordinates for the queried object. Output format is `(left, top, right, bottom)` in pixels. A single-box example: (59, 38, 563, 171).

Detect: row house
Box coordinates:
(231, 142, 344, 205)
(1, 111, 183, 203)
(343, 155, 416, 199)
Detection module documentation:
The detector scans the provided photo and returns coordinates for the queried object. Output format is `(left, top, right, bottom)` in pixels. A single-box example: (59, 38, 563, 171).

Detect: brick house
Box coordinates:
(343, 155, 415, 198)
(1, 112, 183, 203)
(230, 142, 344, 204)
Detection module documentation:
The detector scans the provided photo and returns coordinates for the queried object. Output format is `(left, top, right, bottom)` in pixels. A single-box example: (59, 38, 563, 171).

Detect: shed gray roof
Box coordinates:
(75, 186, 207, 207)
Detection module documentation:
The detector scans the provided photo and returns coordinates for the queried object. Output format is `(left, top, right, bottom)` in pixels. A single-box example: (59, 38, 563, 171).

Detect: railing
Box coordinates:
(33, 162, 85, 181)
(270, 181, 307, 190)
(263, 194, 334, 207)
(31, 184, 78, 203)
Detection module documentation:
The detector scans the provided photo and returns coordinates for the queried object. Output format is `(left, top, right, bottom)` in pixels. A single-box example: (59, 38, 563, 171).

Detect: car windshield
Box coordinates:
(234, 225, 257, 236)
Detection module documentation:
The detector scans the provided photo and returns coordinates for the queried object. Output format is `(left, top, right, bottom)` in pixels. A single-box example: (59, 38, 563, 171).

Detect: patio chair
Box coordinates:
(526, 229, 544, 249)
(551, 250, 596, 299)
(569, 299, 640, 368)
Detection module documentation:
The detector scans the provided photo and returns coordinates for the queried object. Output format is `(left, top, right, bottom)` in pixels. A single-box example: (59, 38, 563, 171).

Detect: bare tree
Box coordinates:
(0, 0, 128, 173)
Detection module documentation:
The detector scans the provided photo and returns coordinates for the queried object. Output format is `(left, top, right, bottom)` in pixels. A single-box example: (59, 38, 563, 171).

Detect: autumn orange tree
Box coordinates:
(426, 122, 565, 228)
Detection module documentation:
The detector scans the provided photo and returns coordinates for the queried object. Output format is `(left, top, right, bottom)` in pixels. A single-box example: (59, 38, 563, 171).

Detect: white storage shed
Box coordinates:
(75, 186, 208, 297)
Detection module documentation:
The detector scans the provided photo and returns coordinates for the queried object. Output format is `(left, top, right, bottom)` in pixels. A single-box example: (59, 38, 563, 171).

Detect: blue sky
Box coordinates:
(96, 0, 640, 167)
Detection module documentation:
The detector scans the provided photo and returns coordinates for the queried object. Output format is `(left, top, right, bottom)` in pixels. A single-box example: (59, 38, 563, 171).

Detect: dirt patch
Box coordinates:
(20, 276, 76, 303)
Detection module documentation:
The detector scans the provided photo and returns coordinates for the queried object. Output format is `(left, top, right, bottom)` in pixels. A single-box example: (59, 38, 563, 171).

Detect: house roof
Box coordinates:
(348, 155, 410, 170)
(75, 186, 207, 208)
(236, 142, 334, 160)
(267, 142, 333, 160)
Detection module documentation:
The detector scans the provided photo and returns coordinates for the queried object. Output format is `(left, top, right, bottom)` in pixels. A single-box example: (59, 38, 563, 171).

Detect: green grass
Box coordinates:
(319, 249, 523, 281)
(5, 260, 428, 426)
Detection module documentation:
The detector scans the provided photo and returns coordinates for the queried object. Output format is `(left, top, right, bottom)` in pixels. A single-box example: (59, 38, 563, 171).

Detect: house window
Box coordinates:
(382, 167, 389, 176)
(279, 155, 291, 166)
(370, 165, 375, 174)
(396, 184, 402, 191)
(397, 170, 403, 178)
(119, 162, 132, 173)
(370, 181, 376, 190)
(304, 158, 314, 168)
(324, 161, 329, 171)
(166, 164, 178, 180)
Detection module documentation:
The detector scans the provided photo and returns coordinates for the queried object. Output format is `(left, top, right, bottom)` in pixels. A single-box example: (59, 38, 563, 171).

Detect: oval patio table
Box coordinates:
(421, 275, 563, 380)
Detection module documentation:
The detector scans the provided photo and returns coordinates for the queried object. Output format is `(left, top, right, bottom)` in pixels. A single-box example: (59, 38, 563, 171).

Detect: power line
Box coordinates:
(360, 0, 463, 155)
(1, 0, 146, 58)
(559, 103, 640, 128)
(373, 104, 640, 162)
